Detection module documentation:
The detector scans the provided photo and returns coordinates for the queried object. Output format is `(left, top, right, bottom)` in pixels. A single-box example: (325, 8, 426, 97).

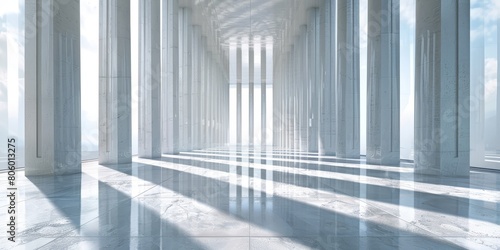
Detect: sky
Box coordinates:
(0, 0, 498, 167)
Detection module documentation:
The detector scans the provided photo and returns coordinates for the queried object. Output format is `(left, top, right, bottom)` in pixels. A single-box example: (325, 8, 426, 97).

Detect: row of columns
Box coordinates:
(230, 40, 270, 146)
(24, 0, 229, 175)
(273, 0, 470, 176)
(24, 0, 474, 176)
(137, 3, 229, 161)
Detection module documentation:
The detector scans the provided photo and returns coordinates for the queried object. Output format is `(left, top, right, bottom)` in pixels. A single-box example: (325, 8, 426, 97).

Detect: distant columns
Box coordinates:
(319, 0, 336, 156)
(99, 0, 132, 164)
(192, 26, 202, 150)
(299, 26, 309, 151)
(161, 0, 179, 154)
(237, 48, 242, 145)
(249, 48, 254, 145)
(336, 0, 360, 158)
(307, 8, 320, 152)
(138, 0, 161, 158)
(470, 5, 484, 166)
(25, 0, 81, 175)
(414, 0, 470, 176)
(366, 0, 400, 165)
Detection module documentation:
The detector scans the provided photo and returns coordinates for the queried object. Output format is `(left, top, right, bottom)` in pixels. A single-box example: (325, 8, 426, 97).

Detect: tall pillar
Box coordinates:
(201, 37, 207, 148)
(415, 0, 470, 176)
(237, 47, 242, 145)
(99, 0, 132, 164)
(294, 41, 301, 149)
(185, 9, 193, 151)
(192, 26, 201, 150)
(470, 6, 484, 166)
(366, 0, 400, 165)
(336, 0, 360, 158)
(299, 25, 309, 151)
(178, 8, 192, 152)
(25, 0, 81, 175)
(273, 50, 282, 147)
(138, 0, 161, 158)
(207, 51, 213, 147)
(261, 47, 267, 146)
(319, 0, 336, 156)
(161, 0, 179, 154)
(497, 19, 500, 154)
(249, 47, 254, 145)
(307, 8, 320, 152)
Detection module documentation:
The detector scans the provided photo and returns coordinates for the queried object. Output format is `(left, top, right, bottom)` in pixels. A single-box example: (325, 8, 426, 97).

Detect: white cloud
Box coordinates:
(400, 0, 415, 27)
(0, 1, 19, 16)
(471, 0, 500, 23)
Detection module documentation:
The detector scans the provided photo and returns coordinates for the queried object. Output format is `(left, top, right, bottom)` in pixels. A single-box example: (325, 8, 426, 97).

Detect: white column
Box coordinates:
(201, 37, 208, 148)
(470, 5, 484, 166)
(414, 0, 470, 176)
(261, 47, 267, 146)
(192, 26, 201, 149)
(99, 0, 132, 164)
(497, 19, 500, 154)
(161, 0, 179, 154)
(185, 9, 193, 151)
(25, 0, 81, 175)
(138, 0, 161, 158)
(319, 0, 336, 156)
(237, 47, 242, 145)
(336, 0, 360, 158)
(299, 26, 309, 151)
(366, 0, 399, 165)
(307, 8, 320, 152)
(249, 47, 254, 145)
(178, 8, 192, 151)
(292, 39, 299, 149)
(273, 50, 281, 147)
(288, 47, 295, 149)
(207, 51, 213, 147)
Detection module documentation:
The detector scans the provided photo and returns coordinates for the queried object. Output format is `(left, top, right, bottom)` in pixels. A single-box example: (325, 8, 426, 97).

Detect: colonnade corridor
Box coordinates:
(1, 0, 500, 249)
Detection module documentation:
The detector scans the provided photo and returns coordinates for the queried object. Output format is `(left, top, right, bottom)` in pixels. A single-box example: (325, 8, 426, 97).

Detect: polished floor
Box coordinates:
(1, 147, 500, 249)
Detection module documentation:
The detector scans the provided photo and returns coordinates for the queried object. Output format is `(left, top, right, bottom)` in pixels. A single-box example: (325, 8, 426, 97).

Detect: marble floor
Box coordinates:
(1, 147, 500, 249)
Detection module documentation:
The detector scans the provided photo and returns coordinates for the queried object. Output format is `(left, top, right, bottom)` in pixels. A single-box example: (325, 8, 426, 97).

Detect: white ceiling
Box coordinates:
(179, 0, 323, 48)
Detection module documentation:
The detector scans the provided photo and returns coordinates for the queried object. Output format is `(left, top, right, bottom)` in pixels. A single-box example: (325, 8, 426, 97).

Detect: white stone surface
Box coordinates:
(99, 0, 132, 164)
(5, 148, 500, 249)
(336, 0, 360, 159)
(414, 0, 470, 176)
(162, 0, 179, 155)
(138, 0, 161, 158)
(25, 0, 81, 176)
(366, 0, 400, 165)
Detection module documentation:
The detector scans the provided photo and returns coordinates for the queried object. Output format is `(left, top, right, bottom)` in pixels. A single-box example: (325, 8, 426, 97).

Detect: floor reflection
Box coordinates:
(1, 147, 499, 249)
